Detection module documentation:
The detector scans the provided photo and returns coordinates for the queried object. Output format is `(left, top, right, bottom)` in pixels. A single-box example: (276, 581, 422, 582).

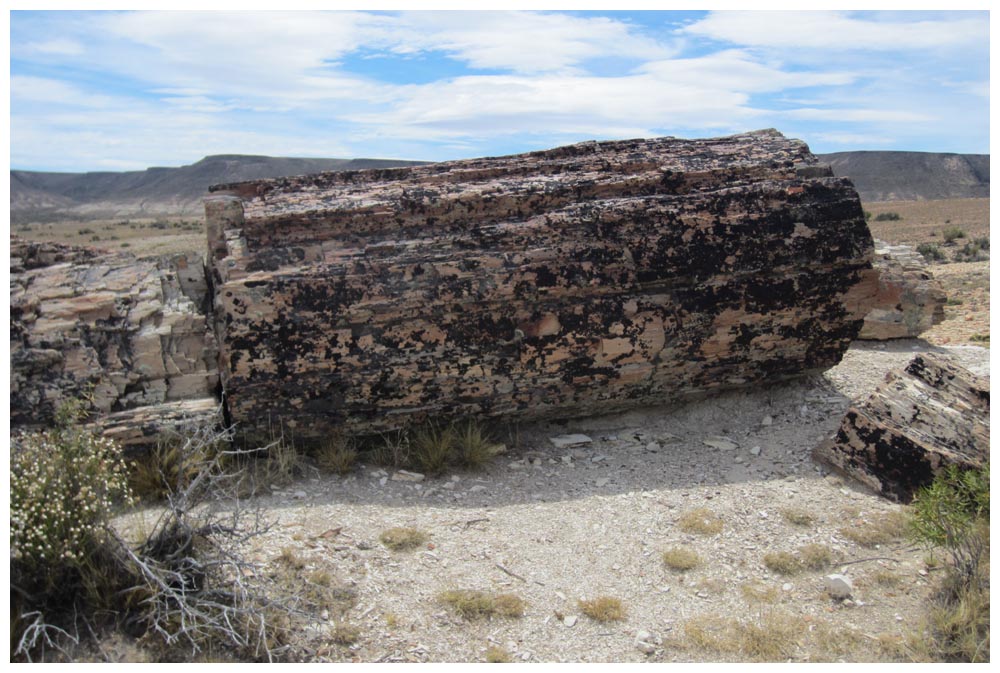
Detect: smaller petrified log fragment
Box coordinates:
(859, 240, 946, 340)
(813, 353, 989, 502)
(9, 238, 219, 427)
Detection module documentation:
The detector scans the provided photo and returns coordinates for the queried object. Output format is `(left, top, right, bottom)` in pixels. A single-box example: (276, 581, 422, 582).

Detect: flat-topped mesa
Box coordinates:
(206, 130, 878, 440)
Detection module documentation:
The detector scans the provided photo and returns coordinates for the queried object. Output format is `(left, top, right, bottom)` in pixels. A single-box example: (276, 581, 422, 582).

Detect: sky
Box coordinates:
(8, 7, 991, 173)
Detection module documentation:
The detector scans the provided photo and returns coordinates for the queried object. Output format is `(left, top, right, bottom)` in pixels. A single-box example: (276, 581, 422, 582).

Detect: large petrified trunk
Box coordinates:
(10, 237, 219, 435)
(813, 354, 989, 502)
(859, 240, 946, 340)
(206, 130, 877, 440)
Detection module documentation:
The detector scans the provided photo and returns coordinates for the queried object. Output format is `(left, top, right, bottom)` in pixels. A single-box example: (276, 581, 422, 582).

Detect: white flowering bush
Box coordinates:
(11, 424, 132, 585)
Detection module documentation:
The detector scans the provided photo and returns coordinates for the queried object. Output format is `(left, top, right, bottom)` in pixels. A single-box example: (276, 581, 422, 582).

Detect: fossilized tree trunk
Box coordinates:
(205, 130, 877, 440)
(814, 354, 989, 502)
(859, 240, 946, 340)
(10, 238, 219, 445)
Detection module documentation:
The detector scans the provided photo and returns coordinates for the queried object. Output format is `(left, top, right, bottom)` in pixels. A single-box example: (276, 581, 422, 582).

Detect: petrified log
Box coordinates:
(858, 240, 946, 340)
(206, 130, 877, 440)
(94, 398, 222, 450)
(9, 238, 219, 429)
(813, 354, 989, 502)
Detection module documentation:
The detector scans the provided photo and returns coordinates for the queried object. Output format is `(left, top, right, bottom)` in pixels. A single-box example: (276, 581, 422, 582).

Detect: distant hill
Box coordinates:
(10, 155, 427, 219)
(10, 148, 989, 222)
(817, 151, 989, 202)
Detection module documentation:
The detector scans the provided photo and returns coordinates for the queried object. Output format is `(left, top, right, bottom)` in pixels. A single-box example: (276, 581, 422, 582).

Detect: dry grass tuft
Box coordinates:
(330, 622, 361, 646)
(485, 645, 513, 663)
(839, 510, 911, 548)
(315, 436, 358, 475)
(678, 507, 724, 536)
(662, 546, 701, 571)
(780, 507, 817, 527)
(683, 611, 804, 661)
(578, 596, 626, 622)
(438, 590, 526, 620)
(764, 544, 834, 575)
(276, 547, 306, 570)
(741, 582, 779, 604)
(379, 527, 429, 551)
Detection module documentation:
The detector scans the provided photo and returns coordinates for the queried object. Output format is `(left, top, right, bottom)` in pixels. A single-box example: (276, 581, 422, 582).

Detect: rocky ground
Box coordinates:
(111, 339, 987, 663)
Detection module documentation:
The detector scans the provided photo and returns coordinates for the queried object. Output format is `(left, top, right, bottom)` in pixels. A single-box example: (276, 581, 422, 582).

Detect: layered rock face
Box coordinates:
(859, 240, 946, 340)
(814, 354, 989, 502)
(206, 130, 877, 440)
(10, 237, 219, 444)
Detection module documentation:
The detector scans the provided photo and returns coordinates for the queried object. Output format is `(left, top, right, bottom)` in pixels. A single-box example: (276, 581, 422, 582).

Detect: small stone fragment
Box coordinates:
(761, 415, 774, 426)
(563, 615, 578, 627)
(702, 437, 738, 450)
(825, 574, 853, 599)
(391, 470, 426, 482)
(550, 434, 593, 449)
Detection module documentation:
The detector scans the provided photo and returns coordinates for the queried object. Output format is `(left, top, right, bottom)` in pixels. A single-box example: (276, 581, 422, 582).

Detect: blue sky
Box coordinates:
(9, 8, 991, 172)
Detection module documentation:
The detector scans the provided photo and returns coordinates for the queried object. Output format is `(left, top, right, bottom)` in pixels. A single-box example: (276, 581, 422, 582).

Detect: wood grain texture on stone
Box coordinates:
(10, 237, 219, 428)
(813, 353, 989, 502)
(858, 240, 946, 340)
(206, 130, 877, 440)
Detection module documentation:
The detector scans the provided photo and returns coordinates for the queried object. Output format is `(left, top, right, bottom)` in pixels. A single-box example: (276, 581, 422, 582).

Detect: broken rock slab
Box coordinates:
(813, 353, 989, 502)
(207, 129, 877, 440)
(10, 237, 219, 431)
(859, 240, 946, 340)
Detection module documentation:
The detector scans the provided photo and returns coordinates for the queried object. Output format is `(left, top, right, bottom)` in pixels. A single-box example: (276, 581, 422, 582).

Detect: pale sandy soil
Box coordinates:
(120, 339, 983, 663)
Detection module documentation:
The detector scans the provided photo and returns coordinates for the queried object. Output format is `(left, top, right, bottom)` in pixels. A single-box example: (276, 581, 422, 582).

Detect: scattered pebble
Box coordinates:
(702, 436, 738, 450)
(825, 574, 854, 600)
(549, 434, 593, 448)
(391, 470, 425, 482)
(563, 615, 578, 627)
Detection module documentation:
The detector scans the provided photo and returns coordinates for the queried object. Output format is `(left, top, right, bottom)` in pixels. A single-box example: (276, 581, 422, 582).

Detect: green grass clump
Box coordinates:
(662, 546, 701, 571)
(411, 423, 456, 475)
(942, 226, 966, 243)
(379, 527, 429, 551)
(917, 243, 946, 262)
(874, 211, 901, 221)
(578, 596, 626, 622)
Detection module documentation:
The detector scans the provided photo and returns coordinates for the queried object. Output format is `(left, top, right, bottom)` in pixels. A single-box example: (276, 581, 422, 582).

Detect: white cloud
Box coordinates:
(381, 11, 676, 73)
(783, 107, 934, 123)
(683, 11, 987, 51)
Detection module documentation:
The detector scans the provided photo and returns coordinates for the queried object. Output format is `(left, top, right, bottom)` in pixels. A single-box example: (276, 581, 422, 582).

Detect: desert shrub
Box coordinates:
(874, 212, 901, 221)
(969, 333, 989, 343)
(368, 430, 411, 468)
(942, 227, 966, 243)
(13, 412, 323, 662)
(578, 596, 626, 622)
(916, 243, 946, 262)
(953, 240, 989, 262)
(11, 418, 135, 659)
(863, 210, 873, 221)
(908, 464, 990, 662)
